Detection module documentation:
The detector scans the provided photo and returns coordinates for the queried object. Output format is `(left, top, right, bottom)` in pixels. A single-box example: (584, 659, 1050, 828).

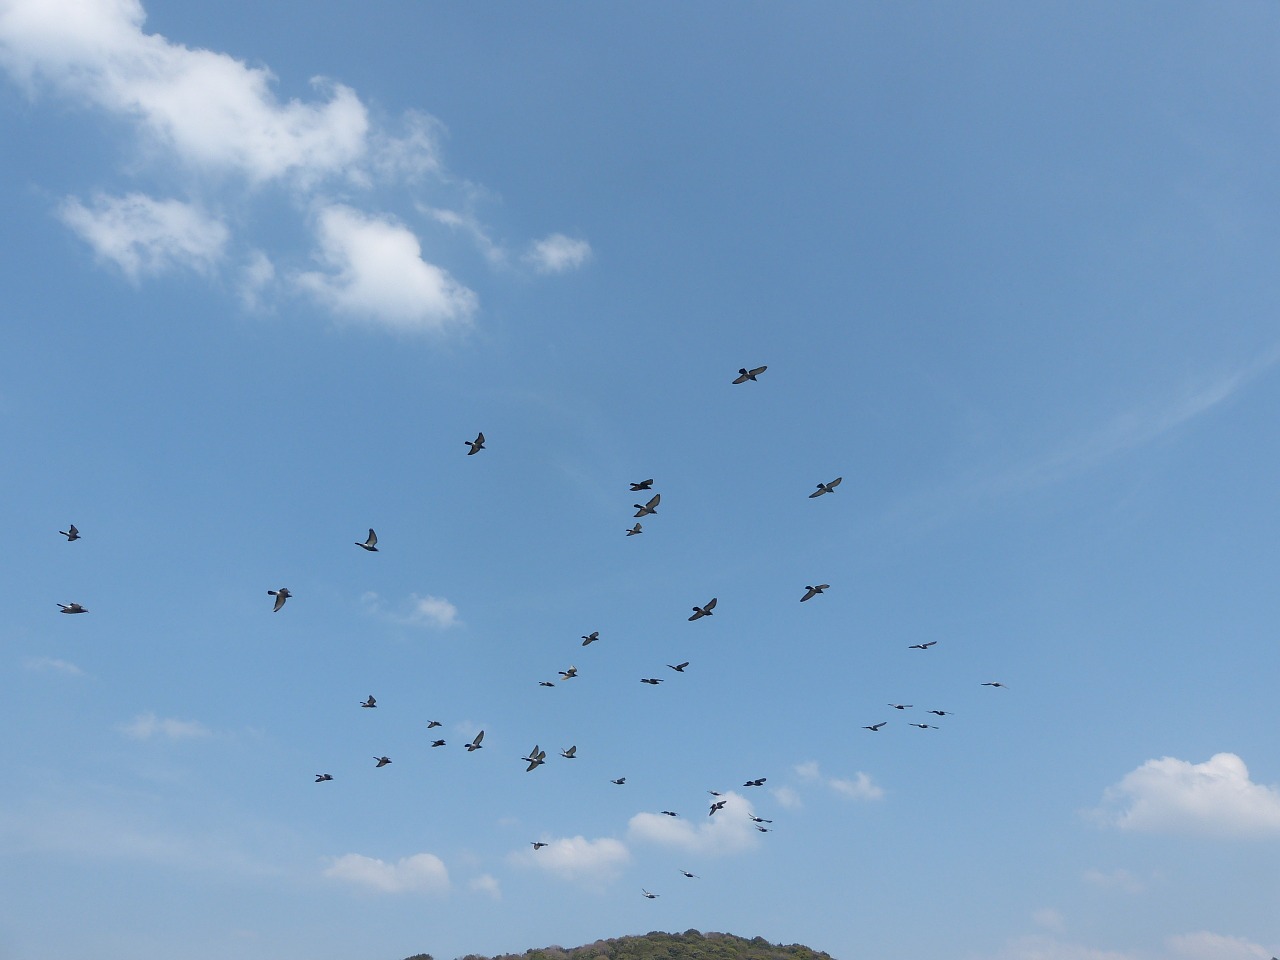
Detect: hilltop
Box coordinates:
(405, 930, 837, 960)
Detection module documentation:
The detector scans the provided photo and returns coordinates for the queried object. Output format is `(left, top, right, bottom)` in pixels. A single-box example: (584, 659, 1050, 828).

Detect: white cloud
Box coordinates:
(1081, 867, 1145, 894)
(1032, 909, 1066, 934)
(422, 205, 505, 265)
(794, 761, 821, 781)
(362, 591, 461, 629)
(794, 761, 883, 801)
(296, 204, 477, 332)
(23, 656, 84, 676)
(324, 852, 449, 894)
(1166, 931, 1271, 960)
(1093, 753, 1280, 839)
(525, 233, 591, 274)
(511, 835, 629, 882)
(771, 786, 802, 810)
(59, 192, 228, 279)
(627, 793, 760, 856)
(118, 712, 210, 740)
(469, 873, 501, 899)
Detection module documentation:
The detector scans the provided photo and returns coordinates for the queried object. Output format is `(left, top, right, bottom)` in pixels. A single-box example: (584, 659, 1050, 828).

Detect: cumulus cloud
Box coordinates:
(59, 193, 228, 279)
(525, 233, 591, 274)
(362, 591, 461, 629)
(324, 852, 449, 894)
(1093, 753, 1280, 838)
(511, 835, 629, 882)
(296, 205, 477, 332)
(1166, 931, 1271, 960)
(795, 761, 884, 801)
(627, 793, 760, 856)
(117, 712, 210, 740)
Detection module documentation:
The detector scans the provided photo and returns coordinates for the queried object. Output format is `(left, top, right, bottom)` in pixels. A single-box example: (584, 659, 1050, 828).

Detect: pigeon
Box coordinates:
(743, 778, 766, 787)
(315, 773, 333, 782)
(626, 523, 643, 536)
(611, 777, 626, 785)
(561, 745, 577, 759)
(430, 739, 446, 748)
(808, 477, 843, 498)
(732, 365, 767, 384)
(800, 584, 829, 602)
(667, 662, 690, 672)
(538, 681, 556, 687)
(629, 479, 654, 491)
(633, 493, 660, 518)
(709, 800, 727, 815)
(927, 710, 952, 717)
(465, 432, 485, 455)
(57, 603, 87, 614)
(360, 695, 377, 708)
(268, 588, 291, 612)
(581, 631, 600, 646)
(708, 790, 723, 796)
(59, 525, 80, 541)
(863, 722, 887, 732)
(355, 529, 378, 552)
(661, 811, 678, 817)
(465, 731, 485, 752)
(680, 870, 698, 878)
(559, 665, 578, 680)
(910, 723, 938, 730)
(531, 842, 548, 850)
(689, 597, 717, 621)
(756, 825, 772, 833)
(749, 816, 772, 823)
(641, 889, 659, 899)
(374, 756, 392, 767)
(908, 641, 938, 650)
(641, 678, 663, 685)
(427, 720, 443, 728)
(982, 681, 1007, 688)
(523, 746, 546, 772)
(889, 703, 912, 710)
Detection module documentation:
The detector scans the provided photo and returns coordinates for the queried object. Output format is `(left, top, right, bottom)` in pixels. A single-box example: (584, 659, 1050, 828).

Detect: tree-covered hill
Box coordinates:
(405, 929, 837, 960)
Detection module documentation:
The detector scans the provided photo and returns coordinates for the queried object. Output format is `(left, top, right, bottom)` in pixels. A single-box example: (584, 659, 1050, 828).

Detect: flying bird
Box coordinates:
(315, 773, 333, 782)
(626, 523, 643, 536)
(749, 815, 772, 823)
(661, 811, 678, 817)
(59, 525, 80, 541)
(581, 631, 600, 646)
(708, 790, 723, 796)
(633, 493, 660, 518)
(427, 720, 443, 729)
(888, 703, 913, 710)
(611, 777, 626, 785)
(558, 665, 578, 680)
(268, 587, 291, 612)
(908, 641, 938, 650)
(667, 662, 690, 672)
(910, 723, 938, 730)
(926, 710, 952, 717)
(430, 739, 446, 747)
(709, 800, 727, 815)
(561, 745, 577, 759)
(732, 365, 767, 383)
(538, 681, 556, 687)
(531, 842, 548, 850)
(689, 597, 718, 621)
(465, 432, 485, 455)
(355, 529, 378, 551)
(374, 756, 392, 767)
(523, 746, 547, 772)
(755, 825, 772, 833)
(629, 479, 654, 491)
(641, 889, 659, 899)
(800, 584, 829, 602)
(360, 695, 377, 708)
(982, 681, 1007, 688)
(808, 477, 843, 498)
(641, 677, 663, 685)
(57, 603, 87, 614)
(680, 870, 698, 878)
(863, 722, 887, 732)
(465, 731, 485, 752)
(743, 778, 767, 787)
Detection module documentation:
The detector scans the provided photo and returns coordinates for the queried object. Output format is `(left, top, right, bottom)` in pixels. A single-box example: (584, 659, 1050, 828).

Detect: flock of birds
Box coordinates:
(52, 363, 1010, 901)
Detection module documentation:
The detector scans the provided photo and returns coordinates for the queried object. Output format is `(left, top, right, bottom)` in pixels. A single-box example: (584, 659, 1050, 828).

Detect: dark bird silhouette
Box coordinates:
(708, 790, 723, 796)
(268, 587, 291, 612)
(465, 432, 485, 455)
(360, 695, 377, 708)
(430, 739, 446, 747)
(982, 681, 1007, 688)
(743, 778, 766, 787)
(680, 870, 698, 878)
(374, 756, 392, 767)
(539, 681, 556, 687)
(626, 523, 643, 536)
(732, 365, 767, 383)
(427, 720, 442, 728)
(756, 825, 771, 833)
(465, 730, 485, 752)
(561, 745, 577, 759)
(908, 641, 938, 650)
(689, 597, 717, 621)
(57, 603, 87, 614)
(531, 842, 548, 850)
(59, 524, 80, 541)
(709, 801, 727, 815)
(863, 722, 888, 731)
(629, 479, 654, 491)
(809, 477, 843, 498)
(355, 529, 378, 551)
(800, 584, 829, 602)
(641, 889, 658, 899)
(641, 678, 663, 685)
(749, 815, 772, 823)
(611, 777, 626, 785)
(667, 662, 690, 672)
(661, 811, 678, 817)
(927, 710, 952, 717)
(581, 631, 600, 646)
(558, 665, 578, 680)
(889, 703, 912, 710)
(523, 746, 547, 772)
(910, 723, 938, 729)
(633, 493, 660, 518)
(315, 773, 333, 782)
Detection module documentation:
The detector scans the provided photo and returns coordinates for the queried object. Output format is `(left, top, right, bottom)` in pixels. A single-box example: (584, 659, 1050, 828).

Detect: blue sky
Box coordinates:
(1, 2, 1278, 959)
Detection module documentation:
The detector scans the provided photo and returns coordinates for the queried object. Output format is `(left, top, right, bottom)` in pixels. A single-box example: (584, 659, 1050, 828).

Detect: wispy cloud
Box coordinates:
(509, 835, 630, 882)
(117, 712, 211, 741)
(23, 656, 85, 676)
(1092, 752, 1280, 839)
(1081, 867, 1145, 894)
(795, 761, 884, 801)
(468, 873, 501, 899)
(362, 591, 461, 629)
(324, 852, 450, 894)
(525, 233, 591, 274)
(627, 793, 760, 856)
(59, 193, 228, 280)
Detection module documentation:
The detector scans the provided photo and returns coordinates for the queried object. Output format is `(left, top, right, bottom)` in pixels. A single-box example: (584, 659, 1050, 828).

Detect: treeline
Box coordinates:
(405, 929, 836, 960)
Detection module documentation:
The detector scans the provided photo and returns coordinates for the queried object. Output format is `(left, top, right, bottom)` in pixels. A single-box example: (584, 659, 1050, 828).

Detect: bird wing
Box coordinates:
(801, 588, 817, 601)
(367, 529, 377, 547)
(829, 476, 843, 488)
(750, 365, 767, 376)
(272, 593, 286, 612)
(705, 597, 717, 611)
(646, 493, 660, 509)
(473, 730, 485, 746)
